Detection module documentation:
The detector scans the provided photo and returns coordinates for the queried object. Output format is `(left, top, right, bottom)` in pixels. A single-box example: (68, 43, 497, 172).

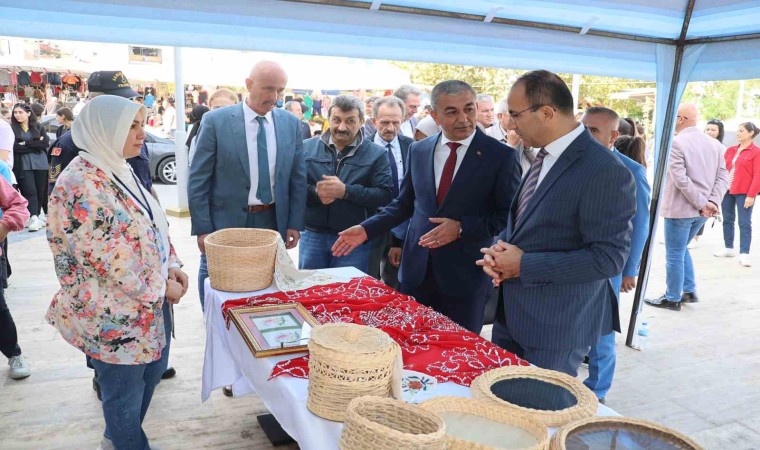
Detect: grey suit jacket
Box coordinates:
(188, 104, 307, 239)
(498, 129, 635, 349)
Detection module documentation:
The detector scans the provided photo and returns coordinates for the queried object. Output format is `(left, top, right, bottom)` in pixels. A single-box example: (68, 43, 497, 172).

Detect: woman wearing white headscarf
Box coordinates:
(46, 95, 188, 450)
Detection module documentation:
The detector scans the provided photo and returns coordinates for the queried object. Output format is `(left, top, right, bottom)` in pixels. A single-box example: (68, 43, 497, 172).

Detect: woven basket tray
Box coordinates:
(307, 323, 399, 422)
(339, 396, 447, 450)
(204, 228, 279, 292)
(419, 397, 549, 450)
(550, 416, 704, 450)
(471, 366, 597, 427)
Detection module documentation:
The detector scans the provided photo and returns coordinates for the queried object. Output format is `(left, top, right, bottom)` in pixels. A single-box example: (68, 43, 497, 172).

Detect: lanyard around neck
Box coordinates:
(114, 171, 154, 226)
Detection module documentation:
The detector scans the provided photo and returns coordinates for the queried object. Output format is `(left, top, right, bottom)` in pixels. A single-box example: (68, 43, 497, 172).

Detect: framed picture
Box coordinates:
(227, 303, 319, 358)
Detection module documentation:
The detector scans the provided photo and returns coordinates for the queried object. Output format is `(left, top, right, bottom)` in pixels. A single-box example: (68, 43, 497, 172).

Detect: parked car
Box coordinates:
(40, 115, 178, 184)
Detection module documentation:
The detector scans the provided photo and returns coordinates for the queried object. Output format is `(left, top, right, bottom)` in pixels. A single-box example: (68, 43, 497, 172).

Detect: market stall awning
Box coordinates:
(1, 0, 758, 81)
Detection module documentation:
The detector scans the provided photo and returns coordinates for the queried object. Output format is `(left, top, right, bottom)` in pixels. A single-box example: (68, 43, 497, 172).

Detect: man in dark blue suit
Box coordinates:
(480, 70, 635, 376)
(582, 107, 651, 402)
(333, 80, 521, 334)
(366, 96, 414, 289)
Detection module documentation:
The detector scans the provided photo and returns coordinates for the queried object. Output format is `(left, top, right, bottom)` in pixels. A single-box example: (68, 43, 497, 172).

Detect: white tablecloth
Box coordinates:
(202, 267, 618, 450)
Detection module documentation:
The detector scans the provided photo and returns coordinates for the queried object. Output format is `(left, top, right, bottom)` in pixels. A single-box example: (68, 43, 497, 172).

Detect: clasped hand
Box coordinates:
(316, 175, 346, 205)
(476, 240, 524, 286)
(166, 267, 189, 304)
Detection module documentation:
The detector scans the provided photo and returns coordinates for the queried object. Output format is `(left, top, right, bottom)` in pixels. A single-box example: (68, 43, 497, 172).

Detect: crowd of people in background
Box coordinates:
(0, 59, 757, 450)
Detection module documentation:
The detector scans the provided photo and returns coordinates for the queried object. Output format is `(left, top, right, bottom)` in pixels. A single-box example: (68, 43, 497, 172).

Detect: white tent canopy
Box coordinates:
(3, 0, 759, 345)
(0, 39, 410, 90)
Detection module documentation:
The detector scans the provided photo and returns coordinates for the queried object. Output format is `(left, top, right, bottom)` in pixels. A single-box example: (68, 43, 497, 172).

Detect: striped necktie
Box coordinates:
(516, 148, 548, 220)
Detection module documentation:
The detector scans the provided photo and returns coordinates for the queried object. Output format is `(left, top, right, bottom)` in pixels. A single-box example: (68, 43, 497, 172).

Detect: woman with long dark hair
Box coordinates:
(11, 103, 49, 232)
(614, 135, 647, 168)
(714, 122, 760, 267)
(704, 119, 726, 147)
(186, 105, 209, 166)
(55, 107, 75, 139)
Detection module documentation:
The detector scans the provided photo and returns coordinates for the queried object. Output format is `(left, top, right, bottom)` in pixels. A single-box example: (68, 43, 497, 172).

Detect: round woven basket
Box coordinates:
(550, 417, 704, 450)
(307, 323, 399, 422)
(339, 396, 447, 450)
(471, 366, 597, 427)
(419, 397, 549, 450)
(204, 228, 280, 292)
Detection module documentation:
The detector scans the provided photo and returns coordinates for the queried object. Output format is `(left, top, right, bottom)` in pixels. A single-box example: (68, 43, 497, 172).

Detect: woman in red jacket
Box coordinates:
(715, 122, 760, 267)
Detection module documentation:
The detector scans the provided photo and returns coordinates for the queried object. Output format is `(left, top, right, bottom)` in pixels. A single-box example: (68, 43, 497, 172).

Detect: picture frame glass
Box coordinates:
(228, 304, 318, 357)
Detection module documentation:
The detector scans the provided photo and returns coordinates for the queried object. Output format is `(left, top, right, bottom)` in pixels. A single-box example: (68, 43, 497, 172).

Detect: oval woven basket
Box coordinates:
(550, 417, 704, 450)
(339, 396, 447, 450)
(204, 228, 280, 292)
(307, 323, 399, 422)
(471, 366, 597, 428)
(419, 397, 549, 450)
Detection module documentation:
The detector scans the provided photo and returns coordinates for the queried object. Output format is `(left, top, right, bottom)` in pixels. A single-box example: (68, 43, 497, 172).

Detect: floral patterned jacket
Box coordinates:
(46, 157, 181, 365)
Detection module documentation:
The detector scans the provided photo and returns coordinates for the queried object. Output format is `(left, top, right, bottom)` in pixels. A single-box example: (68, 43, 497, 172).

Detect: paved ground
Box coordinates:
(1, 183, 758, 449)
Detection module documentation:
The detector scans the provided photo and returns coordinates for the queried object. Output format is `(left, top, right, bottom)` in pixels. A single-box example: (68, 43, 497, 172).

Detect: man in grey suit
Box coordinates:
(189, 61, 307, 309)
(479, 70, 636, 376)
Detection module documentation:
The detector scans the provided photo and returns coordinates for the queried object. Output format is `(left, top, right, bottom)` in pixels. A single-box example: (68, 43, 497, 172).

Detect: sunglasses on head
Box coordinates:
(13, 103, 31, 112)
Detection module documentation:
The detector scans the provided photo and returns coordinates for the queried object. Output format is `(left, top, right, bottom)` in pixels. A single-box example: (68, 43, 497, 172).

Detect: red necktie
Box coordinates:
(437, 142, 461, 206)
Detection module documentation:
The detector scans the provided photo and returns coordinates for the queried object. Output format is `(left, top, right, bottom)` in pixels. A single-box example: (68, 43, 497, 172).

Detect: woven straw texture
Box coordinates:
(471, 366, 597, 427)
(419, 397, 549, 450)
(307, 324, 399, 422)
(204, 228, 279, 292)
(339, 396, 447, 450)
(550, 416, 705, 450)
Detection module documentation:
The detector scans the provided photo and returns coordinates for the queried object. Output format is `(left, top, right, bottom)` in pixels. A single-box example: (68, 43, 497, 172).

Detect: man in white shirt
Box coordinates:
(479, 70, 635, 376)
(486, 98, 536, 175)
(162, 98, 177, 137)
(393, 85, 421, 138)
(476, 94, 495, 130)
(333, 80, 521, 333)
(367, 96, 414, 288)
(189, 61, 307, 310)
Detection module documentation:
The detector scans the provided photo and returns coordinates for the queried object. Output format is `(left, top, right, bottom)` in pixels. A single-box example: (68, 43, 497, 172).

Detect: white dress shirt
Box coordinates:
(374, 134, 404, 187)
(434, 130, 477, 192)
(537, 123, 585, 188)
(486, 124, 536, 176)
(243, 102, 277, 205)
(400, 120, 414, 138)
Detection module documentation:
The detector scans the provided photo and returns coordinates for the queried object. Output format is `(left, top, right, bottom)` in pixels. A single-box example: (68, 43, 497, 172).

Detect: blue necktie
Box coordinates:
(386, 143, 399, 197)
(255, 116, 272, 204)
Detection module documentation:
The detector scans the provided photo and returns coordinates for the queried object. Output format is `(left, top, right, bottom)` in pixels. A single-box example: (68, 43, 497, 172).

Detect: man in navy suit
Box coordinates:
(480, 70, 635, 376)
(189, 61, 307, 309)
(366, 96, 414, 288)
(333, 80, 521, 334)
(582, 107, 651, 402)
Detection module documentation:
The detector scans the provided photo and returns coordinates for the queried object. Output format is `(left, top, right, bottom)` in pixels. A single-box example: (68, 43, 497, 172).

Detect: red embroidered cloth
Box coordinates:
(222, 277, 529, 386)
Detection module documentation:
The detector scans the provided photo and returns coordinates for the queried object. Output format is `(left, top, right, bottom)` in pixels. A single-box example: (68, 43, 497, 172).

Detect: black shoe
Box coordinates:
(161, 366, 176, 379)
(645, 295, 681, 311)
(681, 292, 698, 303)
(223, 385, 234, 397)
(93, 377, 102, 401)
(599, 397, 606, 405)
(582, 355, 590, 366)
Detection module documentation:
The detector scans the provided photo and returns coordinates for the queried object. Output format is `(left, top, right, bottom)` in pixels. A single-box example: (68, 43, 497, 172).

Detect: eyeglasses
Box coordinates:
(508, 104, 547, 121)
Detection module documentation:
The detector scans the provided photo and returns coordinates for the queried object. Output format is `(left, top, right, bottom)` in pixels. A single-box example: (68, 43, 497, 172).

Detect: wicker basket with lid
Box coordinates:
(307, 323, 400, 422)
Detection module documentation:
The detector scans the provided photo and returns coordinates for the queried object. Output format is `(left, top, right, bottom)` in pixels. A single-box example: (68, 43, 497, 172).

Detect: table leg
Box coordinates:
(257, 414, 296, 446)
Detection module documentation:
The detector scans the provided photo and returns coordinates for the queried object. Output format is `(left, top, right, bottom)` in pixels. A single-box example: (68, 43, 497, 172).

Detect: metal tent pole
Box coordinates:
(626, 0, 696, 347)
